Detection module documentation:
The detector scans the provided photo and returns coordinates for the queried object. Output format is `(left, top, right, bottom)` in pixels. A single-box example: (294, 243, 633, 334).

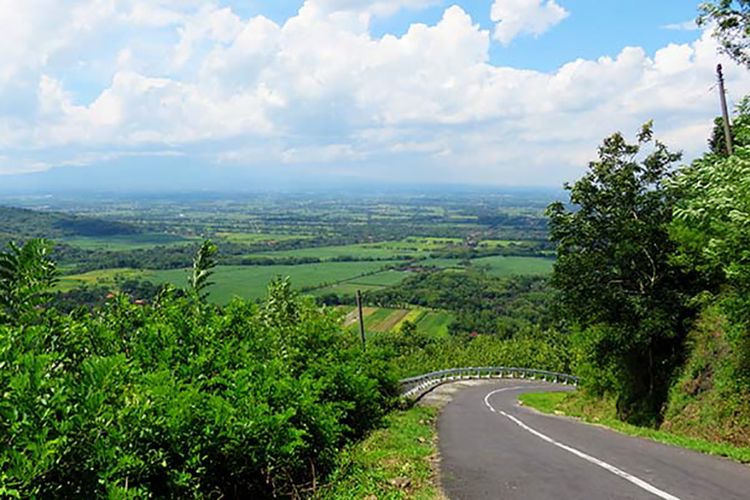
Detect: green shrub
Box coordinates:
(0, 279, 399, 498)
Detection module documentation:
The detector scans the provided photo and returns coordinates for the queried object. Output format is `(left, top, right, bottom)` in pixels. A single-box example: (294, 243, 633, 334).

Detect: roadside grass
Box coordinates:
(519, 392, 750, 463)
(318, 405, 441, 500)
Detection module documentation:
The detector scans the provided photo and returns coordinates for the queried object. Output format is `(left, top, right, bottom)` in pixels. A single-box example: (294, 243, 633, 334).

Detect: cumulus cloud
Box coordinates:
(490, 0, 569, 46)
(0, 0, 749, 185)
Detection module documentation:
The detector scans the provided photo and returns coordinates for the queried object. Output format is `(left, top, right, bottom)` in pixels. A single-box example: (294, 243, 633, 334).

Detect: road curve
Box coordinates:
(438, 380, 750, 500)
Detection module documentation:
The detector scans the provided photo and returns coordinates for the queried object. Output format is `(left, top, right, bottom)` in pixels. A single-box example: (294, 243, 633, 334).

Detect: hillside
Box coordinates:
(662, 306, 750, 446)
(0, 205, 140, 242)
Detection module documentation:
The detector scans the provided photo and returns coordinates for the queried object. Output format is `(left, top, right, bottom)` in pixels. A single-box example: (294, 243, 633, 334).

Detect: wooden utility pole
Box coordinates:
(355, 290, 366, 351)
(717, 64, 734, 156)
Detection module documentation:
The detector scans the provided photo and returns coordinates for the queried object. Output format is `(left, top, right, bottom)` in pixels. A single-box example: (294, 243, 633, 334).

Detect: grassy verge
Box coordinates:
(318, 405, 442, 499)
(519, 392, 750, 463)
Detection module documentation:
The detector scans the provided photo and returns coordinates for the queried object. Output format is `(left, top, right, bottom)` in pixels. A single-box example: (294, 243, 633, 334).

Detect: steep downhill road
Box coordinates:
(438, 380, 750, 499)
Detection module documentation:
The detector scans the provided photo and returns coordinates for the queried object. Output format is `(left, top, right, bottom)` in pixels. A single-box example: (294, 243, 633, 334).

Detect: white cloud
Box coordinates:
(1, 1, 749, 186)
(490, 0, 569, 46)
(307, 0, 439, 17)
(662, 20, 699, 32)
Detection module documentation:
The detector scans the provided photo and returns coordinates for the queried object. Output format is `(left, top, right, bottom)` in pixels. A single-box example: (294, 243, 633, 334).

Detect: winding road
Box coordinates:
(437, 380, 750, 499)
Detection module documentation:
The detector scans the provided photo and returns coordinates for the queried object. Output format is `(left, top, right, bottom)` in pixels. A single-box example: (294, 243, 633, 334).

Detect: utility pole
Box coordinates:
(717, 64, 734, 156)
(356, 290, 366, 351)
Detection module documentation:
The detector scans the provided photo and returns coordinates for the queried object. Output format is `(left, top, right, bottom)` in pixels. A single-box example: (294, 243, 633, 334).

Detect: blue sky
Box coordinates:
(200, 0, 703, 71)
(0, 0, 747, 192)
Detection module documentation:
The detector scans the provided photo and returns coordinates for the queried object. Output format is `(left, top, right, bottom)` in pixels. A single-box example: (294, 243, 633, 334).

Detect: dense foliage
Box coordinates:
(547, 124, 700, 423)
(550, 101, 750, 432)
(365, 270, 556, 338)
(0, 242, 398, 498)
(699, 0, 750, 68)
(0, 239, 58, 325)
(371, 329, 571, 379)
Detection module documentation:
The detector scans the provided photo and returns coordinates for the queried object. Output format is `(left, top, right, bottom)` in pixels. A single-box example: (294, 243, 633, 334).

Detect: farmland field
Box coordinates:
(59, 261, 399, 303)
(471, 256, 554, 276)
(415, 311, 454, 337)
(213, 232, 310, 244)
(347, 270, 412, 286)
(254, 243, 419, 260)
(311, 282, 384, 297)
(57, 268, 148, 292)
(338, 306, 455, 337)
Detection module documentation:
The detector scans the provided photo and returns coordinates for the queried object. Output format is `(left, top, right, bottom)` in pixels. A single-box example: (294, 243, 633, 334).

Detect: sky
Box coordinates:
(0, 0, 749, 191)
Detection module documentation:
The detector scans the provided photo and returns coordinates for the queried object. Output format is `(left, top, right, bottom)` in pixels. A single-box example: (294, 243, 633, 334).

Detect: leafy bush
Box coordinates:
(0, 274, 398, 498)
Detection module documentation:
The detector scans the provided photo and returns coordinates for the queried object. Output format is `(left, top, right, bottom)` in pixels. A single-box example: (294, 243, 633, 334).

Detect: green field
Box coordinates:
(363, 308, 400, 331)
(214, 232, 310, 244)
(57, 268, 149, 291)
(255, 242, 419, 260)
(62, 233, 195, 250)
(339, 306, 455, 337)
(347, 270, 412, 286)
(415, 311, 454, 338)
(419, 258, 468, 269)
(476, 239, 528, 248)
(470, 256, 554, 276)
(310, 270, 411, 297)
(59, 261, 399, 303)
(311, 282, 384, 297)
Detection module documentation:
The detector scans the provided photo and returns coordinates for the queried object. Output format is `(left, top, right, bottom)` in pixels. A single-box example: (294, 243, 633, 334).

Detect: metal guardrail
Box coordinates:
(399, 367, 579, 399)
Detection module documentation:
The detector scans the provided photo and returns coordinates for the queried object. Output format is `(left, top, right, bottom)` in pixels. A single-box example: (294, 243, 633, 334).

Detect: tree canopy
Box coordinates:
(699, 0, 750, 67)
(547, 123, 697, 423)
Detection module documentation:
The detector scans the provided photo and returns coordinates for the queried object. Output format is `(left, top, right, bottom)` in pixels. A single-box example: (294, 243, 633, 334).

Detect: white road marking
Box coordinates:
(484, 387, 682, 500)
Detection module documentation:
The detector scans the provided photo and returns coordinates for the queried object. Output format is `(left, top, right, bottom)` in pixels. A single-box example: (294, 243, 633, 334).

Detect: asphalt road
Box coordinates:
(438, 380, 750, 500)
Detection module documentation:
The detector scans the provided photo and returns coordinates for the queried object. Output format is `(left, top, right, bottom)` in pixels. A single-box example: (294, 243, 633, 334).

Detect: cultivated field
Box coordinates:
(59, 261, 400, 303)
(471, 256, 554, 276)
(61, 233, 195, 250)
(340, 306, 455, 337)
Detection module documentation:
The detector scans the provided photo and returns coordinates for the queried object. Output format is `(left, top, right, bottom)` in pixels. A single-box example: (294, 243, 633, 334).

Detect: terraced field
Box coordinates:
(340, 306, 455, 337)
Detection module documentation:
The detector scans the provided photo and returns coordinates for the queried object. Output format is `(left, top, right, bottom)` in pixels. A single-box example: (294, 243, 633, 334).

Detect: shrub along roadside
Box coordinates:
(519, 392, 750, 463)
(0, 271, 400, 498)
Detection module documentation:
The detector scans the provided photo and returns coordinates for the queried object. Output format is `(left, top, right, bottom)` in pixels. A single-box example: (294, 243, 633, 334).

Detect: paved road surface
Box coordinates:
(438, 380, 750, 499)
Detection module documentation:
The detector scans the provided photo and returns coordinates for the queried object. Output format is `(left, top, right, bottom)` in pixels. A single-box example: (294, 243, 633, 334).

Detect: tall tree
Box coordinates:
(699, 0, 750, 68)
(547, 123, 695, 424)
